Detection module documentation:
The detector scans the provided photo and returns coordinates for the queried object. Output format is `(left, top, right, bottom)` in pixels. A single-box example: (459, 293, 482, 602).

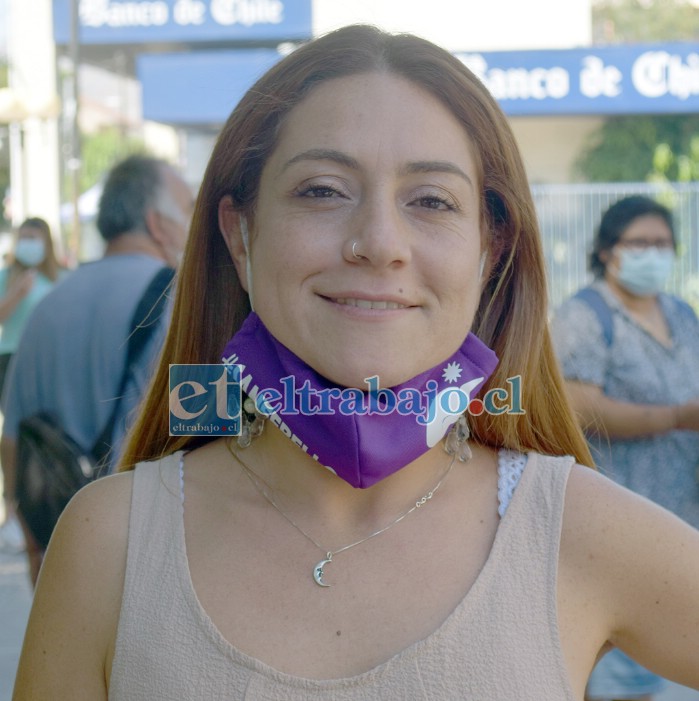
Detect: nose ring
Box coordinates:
(352, 241, 361, 260)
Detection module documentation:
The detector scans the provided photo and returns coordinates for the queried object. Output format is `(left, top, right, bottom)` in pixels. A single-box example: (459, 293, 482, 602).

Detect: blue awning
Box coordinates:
(137, 48, 282, 125)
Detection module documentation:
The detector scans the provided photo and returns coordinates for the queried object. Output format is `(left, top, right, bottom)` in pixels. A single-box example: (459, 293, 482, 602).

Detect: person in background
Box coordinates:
(551, 195, 699, 701)
(0, 217, 60, 553)
(12, 26, 699, 700)
(0, 154, 193, 585)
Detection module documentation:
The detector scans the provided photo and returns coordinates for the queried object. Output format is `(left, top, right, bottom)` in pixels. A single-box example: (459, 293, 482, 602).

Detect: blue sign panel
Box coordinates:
(53, 0, 312, 44)
(456, 43, 699, 116)
(138, 48, 281, 124)
(140, 42, 699, 125)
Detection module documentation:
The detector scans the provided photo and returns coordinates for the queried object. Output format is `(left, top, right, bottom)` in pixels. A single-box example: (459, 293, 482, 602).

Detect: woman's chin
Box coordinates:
(318, 365, 419, 391)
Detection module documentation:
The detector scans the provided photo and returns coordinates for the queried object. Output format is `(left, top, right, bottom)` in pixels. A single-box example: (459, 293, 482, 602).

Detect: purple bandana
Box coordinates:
(222, 313, 499, 488)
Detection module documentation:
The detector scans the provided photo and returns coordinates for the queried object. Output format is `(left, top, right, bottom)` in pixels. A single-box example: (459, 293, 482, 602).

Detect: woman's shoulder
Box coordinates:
(16, 472, 136, 698)
(36, 471, 136, 619)
(53, 470, 135, 558)
(660, 293, 699, 326)
(560, 462, 699, 575)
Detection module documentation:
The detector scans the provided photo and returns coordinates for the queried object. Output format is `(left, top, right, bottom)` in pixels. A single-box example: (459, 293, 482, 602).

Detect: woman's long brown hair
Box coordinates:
(119, 24, 592, 471)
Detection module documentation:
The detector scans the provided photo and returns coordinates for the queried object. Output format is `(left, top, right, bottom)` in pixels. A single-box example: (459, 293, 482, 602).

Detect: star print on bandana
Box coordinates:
(442, 362, 463, 384)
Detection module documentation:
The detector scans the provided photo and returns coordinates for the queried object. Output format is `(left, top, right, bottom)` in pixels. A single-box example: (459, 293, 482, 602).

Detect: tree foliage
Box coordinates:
(72, 127, 147, 194)
(592, 0, 699, 43)
(578, 1, 699, 182)
(576, 115, 699, 182)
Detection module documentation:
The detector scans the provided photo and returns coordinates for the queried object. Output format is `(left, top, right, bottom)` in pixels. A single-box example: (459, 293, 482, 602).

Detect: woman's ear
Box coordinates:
(218, 195, 249, 292)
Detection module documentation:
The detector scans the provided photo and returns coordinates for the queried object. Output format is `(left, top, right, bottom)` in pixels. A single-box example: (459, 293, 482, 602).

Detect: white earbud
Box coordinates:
(240, 215, 255, 311)
(478, 251, 488, 282)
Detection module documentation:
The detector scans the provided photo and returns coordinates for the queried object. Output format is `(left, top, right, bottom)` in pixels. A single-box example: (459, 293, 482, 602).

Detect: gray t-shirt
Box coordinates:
(551, 280, 699, 528)
(1, 253, 170, 469)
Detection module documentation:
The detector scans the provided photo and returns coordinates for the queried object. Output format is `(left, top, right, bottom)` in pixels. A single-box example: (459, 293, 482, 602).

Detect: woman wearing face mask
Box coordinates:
(552, 195, 699, 701)
(0, 217, 59, 553)
(12, 28, 699, 700)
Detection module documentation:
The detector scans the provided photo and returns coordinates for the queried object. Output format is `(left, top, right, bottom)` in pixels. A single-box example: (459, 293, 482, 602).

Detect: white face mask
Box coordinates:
(613, 247, 675, 297)
(15, 239, 46, 267)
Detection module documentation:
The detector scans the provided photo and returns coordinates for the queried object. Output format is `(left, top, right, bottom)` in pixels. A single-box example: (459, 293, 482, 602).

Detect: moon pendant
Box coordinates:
(313, 557, 333, 587)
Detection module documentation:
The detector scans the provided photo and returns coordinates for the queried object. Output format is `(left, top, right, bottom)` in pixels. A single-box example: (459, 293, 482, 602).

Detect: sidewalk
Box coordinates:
(0, 545, 697, 700)
(0, 550, 31, 700)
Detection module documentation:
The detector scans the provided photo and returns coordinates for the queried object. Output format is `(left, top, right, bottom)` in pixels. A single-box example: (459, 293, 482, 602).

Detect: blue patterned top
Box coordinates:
(551, 279, 699, 529)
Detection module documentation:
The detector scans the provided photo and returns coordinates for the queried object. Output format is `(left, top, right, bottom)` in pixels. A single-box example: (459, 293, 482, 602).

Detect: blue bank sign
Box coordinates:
(53, 0, 312, 43)
(456, 43, 699, 115)
(137, 42, 699, 125)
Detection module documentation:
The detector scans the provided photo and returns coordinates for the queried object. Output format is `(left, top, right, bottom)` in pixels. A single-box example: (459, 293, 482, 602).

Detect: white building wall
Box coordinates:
(511, 116, 603, 184)
(6, 0, 60, 232)
(313, 0, 591, 51)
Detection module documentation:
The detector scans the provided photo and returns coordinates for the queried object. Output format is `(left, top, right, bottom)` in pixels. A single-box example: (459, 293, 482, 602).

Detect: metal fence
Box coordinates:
(531, 182, 699, 313)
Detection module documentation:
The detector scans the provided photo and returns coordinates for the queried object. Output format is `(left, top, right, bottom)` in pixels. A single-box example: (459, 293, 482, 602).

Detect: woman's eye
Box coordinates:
(413, 195, 456, 211)
(296, 184, 344, 199)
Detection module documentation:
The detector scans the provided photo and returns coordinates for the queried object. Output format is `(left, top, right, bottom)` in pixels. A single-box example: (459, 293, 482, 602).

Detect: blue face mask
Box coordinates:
(15, 239, 46, 267)
(614, 248, 675, 297)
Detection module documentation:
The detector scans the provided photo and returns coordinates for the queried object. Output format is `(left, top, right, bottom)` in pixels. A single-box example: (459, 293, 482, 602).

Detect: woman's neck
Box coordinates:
(223, 426, 459, 540)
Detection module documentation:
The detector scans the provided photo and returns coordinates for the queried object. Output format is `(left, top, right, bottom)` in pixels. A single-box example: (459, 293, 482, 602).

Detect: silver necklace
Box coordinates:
(226, 439, 456, 588)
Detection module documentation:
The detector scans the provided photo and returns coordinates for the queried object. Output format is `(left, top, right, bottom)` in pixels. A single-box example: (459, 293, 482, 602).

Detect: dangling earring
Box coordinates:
(238, 396, 267, 448)
(444, 413, 472, 462)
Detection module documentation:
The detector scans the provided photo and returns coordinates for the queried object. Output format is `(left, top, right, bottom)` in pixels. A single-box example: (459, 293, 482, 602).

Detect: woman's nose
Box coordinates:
(343, 197, 412, 268)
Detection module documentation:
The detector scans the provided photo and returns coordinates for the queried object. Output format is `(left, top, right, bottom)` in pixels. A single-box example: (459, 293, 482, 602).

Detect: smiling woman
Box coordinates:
(218, 72, 484, 389)
(12, 24, 699, 701)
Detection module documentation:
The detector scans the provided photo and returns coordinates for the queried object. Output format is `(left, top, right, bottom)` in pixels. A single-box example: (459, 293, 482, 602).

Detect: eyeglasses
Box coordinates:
(615, 238, 674, 252)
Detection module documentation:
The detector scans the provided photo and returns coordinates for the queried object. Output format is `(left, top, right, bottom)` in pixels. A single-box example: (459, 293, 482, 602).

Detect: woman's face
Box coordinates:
(606, 214, 674, 267)
(223, 72, 486, 388)
(18, 225, 44, 243)
(601, 213, 675, 298)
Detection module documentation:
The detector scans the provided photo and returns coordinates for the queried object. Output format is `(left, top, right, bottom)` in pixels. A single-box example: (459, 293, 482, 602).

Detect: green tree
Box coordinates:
(575, 115, 699, 182)
(648, 136, 699, 182)
(578, 1, 699, 182)
(592, 0, 699, 43)
(79, 127, 147, 192)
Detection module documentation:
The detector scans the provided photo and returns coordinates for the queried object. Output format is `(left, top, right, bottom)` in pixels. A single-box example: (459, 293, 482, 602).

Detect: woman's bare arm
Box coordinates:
(561, 464, 699, 690)
(0, 271, 35, 323)
(13, 471, 133, 700)
(564, 380, 699, 438)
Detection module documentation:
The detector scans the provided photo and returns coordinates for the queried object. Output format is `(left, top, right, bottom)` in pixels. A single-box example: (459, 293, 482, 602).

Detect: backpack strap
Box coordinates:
(91, 266, 175, 466)
(572, 286, 614, 347)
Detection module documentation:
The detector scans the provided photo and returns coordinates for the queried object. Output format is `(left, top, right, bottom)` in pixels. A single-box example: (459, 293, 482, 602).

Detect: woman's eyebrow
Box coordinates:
(281, 150, 473, 188)
(400, 161, 473, 187)
(282, 148, 360, 172)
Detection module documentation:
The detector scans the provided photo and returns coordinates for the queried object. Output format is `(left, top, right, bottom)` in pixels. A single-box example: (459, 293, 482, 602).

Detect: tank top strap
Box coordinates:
(110, 452, 185, 697)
